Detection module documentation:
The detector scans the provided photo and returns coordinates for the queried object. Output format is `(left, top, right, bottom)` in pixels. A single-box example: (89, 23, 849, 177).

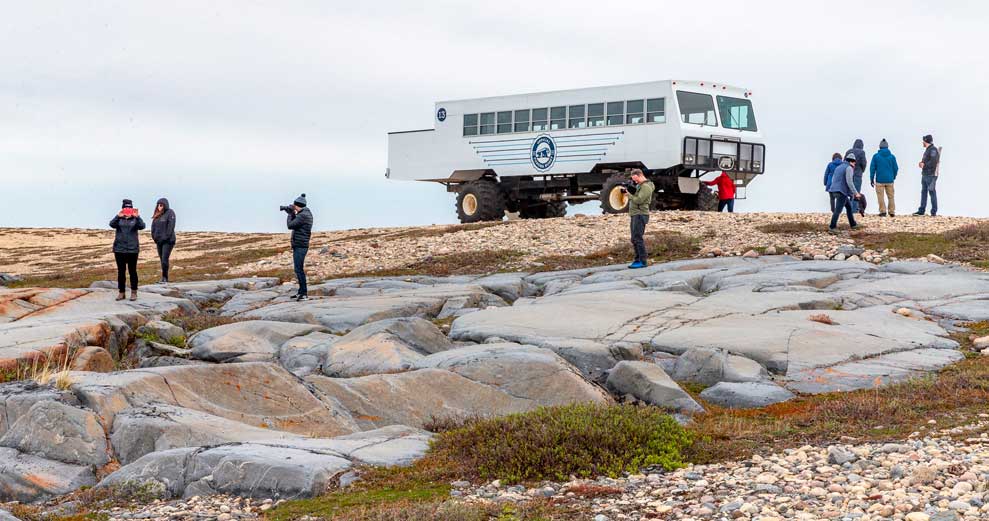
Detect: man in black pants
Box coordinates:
(284, 194, 313, 301)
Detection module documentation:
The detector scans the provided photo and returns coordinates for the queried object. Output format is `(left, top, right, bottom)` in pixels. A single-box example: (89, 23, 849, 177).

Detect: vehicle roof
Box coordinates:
(436, 80, 749, 105)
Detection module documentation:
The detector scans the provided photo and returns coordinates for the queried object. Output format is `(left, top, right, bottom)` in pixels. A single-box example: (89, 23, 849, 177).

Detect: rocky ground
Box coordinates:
(1, 217, 989, 520)
(1, 212, 985, 283)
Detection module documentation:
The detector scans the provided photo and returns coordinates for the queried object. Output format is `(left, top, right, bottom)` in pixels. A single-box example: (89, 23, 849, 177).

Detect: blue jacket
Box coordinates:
(828, 162, 858, 197)
(824, 158, 843, 191)
(870, 148, 899, 184)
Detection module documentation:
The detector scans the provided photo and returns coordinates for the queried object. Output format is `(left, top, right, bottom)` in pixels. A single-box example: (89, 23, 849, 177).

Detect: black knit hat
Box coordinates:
(122, 199, 134, 209)
(293, 193, 307, 207)
(923, 134, 933, 144)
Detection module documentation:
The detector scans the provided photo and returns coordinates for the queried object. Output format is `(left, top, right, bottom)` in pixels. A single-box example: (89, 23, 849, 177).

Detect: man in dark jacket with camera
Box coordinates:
(913, 135, 940, 216)
(283, 193, 313, 300)
(622, 169, 655, 269)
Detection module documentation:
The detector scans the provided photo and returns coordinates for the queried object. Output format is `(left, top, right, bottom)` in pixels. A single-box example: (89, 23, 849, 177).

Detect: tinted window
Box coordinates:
(647, 98, 665, 123)
(568, 104, 586, 129)
(716, 96, 757, 131)
(463, 114, 478, 136)
(587, 103, 604, 127)
(607, 101, 624, 126)
(514, 109, 530, 132)
(626, 99, 644, 124)
(676, 91, 717, 126)
(531, 108, 548, 131)
(497, 111, 512, 134)
(550, 106, 566, 130)
(479, 112, 495, 135)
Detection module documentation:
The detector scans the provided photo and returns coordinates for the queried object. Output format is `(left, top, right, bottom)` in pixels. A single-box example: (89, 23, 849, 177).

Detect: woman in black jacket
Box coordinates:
(110, 199, 146, 301)
(151, 198, 177, 283)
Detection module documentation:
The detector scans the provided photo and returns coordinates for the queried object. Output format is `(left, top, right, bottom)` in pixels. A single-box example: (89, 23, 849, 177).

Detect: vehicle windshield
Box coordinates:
(676, 91, 717, 126)
(717, 95, 757, 131)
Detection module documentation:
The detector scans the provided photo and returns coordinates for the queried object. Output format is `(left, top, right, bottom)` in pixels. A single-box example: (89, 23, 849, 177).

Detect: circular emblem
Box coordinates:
(436, 107, 447, 122)
(530, 134, 557, 172)
(718, 156, 735, 170)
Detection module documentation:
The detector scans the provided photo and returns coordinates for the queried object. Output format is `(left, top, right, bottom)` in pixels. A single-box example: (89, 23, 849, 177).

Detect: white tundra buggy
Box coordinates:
(387, 80, 765, 222)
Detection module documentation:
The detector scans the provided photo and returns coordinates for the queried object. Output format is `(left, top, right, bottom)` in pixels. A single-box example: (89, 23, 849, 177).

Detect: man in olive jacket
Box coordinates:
(285, 193, 313, 300)
(623, 169, 655, 269)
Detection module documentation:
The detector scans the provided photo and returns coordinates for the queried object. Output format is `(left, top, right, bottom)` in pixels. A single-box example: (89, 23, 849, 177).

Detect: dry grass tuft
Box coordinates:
(808, 313, 836, 325)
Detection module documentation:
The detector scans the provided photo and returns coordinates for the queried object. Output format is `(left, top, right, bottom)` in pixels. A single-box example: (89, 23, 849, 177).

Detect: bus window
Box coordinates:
(717, 96, 758, 131)
(626, 100, 644, 124)
(497, 111, 512, 134)
(647, 98, 665, 123)
(676, 91, 717, 126)
(531, 108, 548, 131)
(514, 109, 530, 132)
(463, 113, 478, 136)
(568, 104, 586, 128)
(607, 101, 624, 126)
(479, 112, 495, 135)
(587, 103, 604, 127)
(550, 106, 566, 130)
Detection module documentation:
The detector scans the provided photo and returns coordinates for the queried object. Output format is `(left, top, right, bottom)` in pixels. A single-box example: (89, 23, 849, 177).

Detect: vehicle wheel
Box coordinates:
(520, 200, 567, 219)
(599, 173, 630, 214)
(456, 178, 506, 223)
(695, 184, 719, 212)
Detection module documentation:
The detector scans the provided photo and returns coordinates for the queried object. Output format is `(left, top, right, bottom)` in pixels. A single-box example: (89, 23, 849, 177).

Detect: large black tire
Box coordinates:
(599, 173, 631, 214)
(695, 184, 719, 212)
(456, 179, 506, 223)
(519, 201, 567, 219)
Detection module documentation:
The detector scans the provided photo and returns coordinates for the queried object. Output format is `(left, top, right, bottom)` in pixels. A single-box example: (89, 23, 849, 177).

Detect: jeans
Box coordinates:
(717, 199, 735, 213)
(156, 241, 174, 280)
(919, 175, 938, 215)
(851, 174, 864, 213)
(114, 252, 139, 292)
(293, 247, 309, 296)
(629, 214, 649, 263)
(874, 183, 895, 215)
(829, 192, 857, 230)
(829, 192, 840, 213)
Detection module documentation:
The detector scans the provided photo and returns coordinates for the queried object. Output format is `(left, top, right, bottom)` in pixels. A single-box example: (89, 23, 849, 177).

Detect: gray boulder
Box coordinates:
(414, 343, 612, 406)
(278, 331, 338, 377)
(0, 401, 109, 466)
(605, 361, 703, 414)
(0, 447, 96, 503)
(0, 508, 20, 520)
(188, 321, 329, 363)
(0, 382, 77, 437)
(323, 318, 453, 377)
(671, 348, 768, 386)
(138, 356, 206, 368)
(699, 381, 795, 408)
(137, 320, 185, 343)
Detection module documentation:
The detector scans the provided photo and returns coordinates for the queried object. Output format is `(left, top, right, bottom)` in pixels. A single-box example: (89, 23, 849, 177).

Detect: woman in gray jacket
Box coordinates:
(151, 198, 176, 283)
(110, 199, 146, 300)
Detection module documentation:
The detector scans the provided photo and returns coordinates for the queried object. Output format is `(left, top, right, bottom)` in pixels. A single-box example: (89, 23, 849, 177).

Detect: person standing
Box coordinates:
(913, 135, 940, 216)
(869, 139, 899, 217)
(824, 153, 843, 212)
(151, 198, 177, 283)
(845, 139, 868, 215)
(703, 171, 736, 212)
(827, 153, 861, 233)
(622, 169, 655, 269)
(284, 193, 314, 300)
(110, 199, 146, 301)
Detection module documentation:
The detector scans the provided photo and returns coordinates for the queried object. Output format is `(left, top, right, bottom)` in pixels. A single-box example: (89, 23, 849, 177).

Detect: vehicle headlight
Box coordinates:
(684, 154, 695, 165)
(752, 160, 762, 171)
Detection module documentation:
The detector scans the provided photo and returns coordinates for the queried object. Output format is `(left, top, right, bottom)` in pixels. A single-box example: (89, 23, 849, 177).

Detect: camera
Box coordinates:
(620, 181, 638, 195)
(280, 205, 296, 214)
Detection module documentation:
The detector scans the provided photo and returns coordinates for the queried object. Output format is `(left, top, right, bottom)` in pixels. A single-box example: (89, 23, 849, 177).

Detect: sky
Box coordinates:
(1, 1, 987, 233)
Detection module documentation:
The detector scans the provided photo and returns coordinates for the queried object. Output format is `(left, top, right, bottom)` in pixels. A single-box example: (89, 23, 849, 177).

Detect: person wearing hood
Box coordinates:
(845, 139, 868, 215)
(824, 152, 843, 212)
(702, 171, 736, 212)
(284, 193, 314, 300)
(110, 199, 146, 301)
(869, 139, 899, 217)
(913, 134, 940, 216)
(827, 153, 862, 233)
(151, 198, 177, 283)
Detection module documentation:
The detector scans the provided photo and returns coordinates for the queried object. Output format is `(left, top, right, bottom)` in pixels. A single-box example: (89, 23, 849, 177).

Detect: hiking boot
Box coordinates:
(912, 211, 925, 216)
(129, 291, 138, 301)
(297, 295, 309, 301)
(889, 213, 895, 217)
(828, 228, 840, 235)
(628, 261, 646, 269)
(878, 212, 887, 217)
(115, 292, 126, 301)
(850, 224, 861, 230)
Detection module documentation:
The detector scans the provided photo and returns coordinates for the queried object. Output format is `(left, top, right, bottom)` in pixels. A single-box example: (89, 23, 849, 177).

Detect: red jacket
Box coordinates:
(703, 172, 736, 200)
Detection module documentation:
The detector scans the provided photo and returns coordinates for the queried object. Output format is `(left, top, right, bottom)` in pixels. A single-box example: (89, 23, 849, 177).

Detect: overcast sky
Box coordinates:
(1, 1, 986, 232)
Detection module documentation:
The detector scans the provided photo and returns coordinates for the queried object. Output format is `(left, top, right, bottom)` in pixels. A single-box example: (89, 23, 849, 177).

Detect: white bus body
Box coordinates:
(387, 80, 765, 222)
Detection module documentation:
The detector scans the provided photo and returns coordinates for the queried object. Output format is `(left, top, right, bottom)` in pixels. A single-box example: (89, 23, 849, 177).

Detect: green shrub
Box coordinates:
(429, 403, 691, 484)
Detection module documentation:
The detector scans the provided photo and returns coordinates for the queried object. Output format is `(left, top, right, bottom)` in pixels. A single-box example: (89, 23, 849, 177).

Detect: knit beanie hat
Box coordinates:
(122, 199, 134, 209)
(879, 139, 888, 149)
(293, 193, 307, 207)
(923, 134, 933, 144)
